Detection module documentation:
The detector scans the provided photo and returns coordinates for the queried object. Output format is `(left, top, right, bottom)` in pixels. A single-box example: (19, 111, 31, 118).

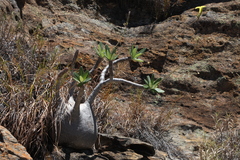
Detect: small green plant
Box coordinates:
(90, 43, 164, 95)
(143, 74, 165, 94)
(129, 46, 145, 62)
(73, 67, 91, 87)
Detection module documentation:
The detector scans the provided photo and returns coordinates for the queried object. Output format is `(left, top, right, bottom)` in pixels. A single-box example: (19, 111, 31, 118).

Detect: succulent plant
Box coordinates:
(73, 67, 91, 87)
(129, 46, 146, 62)
(143, 74, 165, 94)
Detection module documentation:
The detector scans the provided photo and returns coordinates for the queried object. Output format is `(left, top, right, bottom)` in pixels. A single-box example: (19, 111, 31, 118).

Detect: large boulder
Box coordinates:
(0, 125, 32, 160)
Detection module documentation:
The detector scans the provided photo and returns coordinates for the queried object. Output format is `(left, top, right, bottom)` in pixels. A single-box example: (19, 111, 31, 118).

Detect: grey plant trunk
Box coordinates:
(59, 99, 97, 149)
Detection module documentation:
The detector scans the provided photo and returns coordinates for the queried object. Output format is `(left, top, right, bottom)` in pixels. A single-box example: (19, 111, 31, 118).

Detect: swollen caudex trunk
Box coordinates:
(58, 88, 97, 149)
(59, 101, 97, 149)
(57, 51, 98, 150)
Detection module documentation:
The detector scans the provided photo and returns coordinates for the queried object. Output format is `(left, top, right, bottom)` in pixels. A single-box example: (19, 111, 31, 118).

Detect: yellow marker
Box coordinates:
(195, 6, 206, 19)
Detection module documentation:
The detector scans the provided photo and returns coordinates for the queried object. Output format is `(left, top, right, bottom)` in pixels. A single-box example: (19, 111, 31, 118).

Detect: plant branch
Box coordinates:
(71, 50, 79, 72)
(100, 57, 130, 82)
(71, 86, 85, 121)
(87, 79, 110, 105)
(89, 57, 103, 74)
(109, 60, 113, 80)
(112, 78, 143, 88)
(87, 77, 143, 105)
(69, 50, 79, 96)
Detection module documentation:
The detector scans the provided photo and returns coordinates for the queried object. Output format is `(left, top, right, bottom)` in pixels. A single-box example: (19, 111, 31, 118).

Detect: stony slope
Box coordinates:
(1, 0, 240, 159)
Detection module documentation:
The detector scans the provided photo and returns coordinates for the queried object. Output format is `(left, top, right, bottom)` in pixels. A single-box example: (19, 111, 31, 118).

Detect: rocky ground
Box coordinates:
(0, 126, 32, 160)
(1, 0, 240, 159)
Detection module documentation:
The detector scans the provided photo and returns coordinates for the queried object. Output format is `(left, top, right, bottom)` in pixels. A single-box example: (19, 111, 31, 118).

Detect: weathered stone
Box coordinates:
(216, 76, 236, 92)
(46, 134, 165, 160)
(148, 150, 168, 160)
(188, 61, 222, 80)
(98, 134, 156, 157)
(101, 150, 143, 160)
(0, 125, 32, 160)
(162, 72, 201, 93)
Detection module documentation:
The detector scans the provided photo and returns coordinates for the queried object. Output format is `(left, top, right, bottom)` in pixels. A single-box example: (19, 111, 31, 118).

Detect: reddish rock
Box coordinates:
(0, 126, 32, 160)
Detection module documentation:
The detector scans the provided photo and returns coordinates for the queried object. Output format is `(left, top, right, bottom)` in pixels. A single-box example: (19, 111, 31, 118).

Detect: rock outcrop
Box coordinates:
(46, 134, 168, 160)
(0, 126, 32, 160)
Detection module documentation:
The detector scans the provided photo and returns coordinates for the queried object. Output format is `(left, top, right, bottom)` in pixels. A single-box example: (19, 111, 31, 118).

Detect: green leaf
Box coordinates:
(73, 72, 80, 82)
(132, 58, 144, 62)
(155, 77, 162, 83)
(143, 84, 149, 89)
(152, 77, 162, 88)
(80, 76, 84, 82)
(135, 52, 144, 58)
(144, 78, 149, 86)
(138, 48, 146, 54)
(154, 88, 165, 93)
(132, 47, 137, 55)
(147, 75, 152, 88)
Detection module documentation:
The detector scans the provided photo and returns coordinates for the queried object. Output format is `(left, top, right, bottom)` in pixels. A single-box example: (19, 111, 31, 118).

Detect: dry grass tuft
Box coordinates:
(94, 86, 188, 159)
(0, 16, 62, 158)
(199, 113, 240, 160)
